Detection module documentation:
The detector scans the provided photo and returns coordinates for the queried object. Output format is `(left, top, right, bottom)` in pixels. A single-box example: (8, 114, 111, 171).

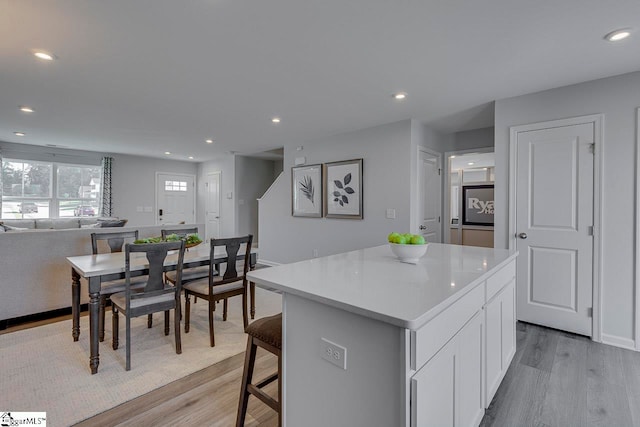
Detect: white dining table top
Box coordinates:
(66, 243, 257, 278)
(247, 243, 517, 330)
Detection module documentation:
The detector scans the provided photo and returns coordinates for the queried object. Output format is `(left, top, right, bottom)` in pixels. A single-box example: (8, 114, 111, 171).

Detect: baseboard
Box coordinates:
(0, 304, 90, 330)
(601, 333, 636, 351)
(257, 259, 281, 267)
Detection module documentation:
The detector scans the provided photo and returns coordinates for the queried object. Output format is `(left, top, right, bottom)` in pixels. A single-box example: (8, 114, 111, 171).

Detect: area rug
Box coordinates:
(0, 287, 282, 427)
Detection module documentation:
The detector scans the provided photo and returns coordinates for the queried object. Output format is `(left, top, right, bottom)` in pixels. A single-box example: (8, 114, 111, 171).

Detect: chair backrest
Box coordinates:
(161, 227, 199, 239)
(91, 230, 139, 254)
(209, 235, 253, 285)
(124, 240, 185, 304)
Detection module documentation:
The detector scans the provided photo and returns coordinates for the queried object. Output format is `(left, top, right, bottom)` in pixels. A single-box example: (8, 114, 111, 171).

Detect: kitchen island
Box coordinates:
(247, 243, 517, 427)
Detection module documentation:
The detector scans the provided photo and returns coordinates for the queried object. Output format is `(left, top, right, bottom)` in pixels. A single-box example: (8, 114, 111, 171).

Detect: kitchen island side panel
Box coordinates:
(283, 293, 407, 427)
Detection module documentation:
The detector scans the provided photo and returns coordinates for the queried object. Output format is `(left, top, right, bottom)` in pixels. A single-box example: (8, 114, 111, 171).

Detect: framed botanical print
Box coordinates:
(291, 164, 323, 217)
(324, 158, 363, 219)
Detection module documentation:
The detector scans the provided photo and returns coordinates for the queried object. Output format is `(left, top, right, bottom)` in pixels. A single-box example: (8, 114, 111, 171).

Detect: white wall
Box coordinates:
(494, 70, 640, 344)
(111, 153, 197, 226)
(235, 156, 278, 243)
(259, 119, 451, 264)
(197, 154, 236, 237)
(453, 127, 494, 151)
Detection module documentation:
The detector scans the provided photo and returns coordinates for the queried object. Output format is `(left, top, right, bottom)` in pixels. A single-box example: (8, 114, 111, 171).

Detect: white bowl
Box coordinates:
(389, 242, 428, 264)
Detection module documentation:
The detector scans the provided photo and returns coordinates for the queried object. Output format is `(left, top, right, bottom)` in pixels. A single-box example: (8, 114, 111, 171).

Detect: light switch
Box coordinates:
(294, 156, 306, 165)
(136, 206, 143, 212)
(144, 206, 152, 212)
(386, 208, 396, 219)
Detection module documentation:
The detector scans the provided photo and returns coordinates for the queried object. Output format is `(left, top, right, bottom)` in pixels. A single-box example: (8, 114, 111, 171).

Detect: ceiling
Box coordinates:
(1, 1, 639, 162)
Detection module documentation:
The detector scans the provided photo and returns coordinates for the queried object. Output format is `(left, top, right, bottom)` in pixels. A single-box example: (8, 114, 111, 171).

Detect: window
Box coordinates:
(165, 180, 187, 192)
(1, 159, 101, 219)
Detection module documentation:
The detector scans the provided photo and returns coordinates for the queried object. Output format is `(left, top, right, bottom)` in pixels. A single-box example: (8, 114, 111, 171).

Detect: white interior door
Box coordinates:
(515, 122, 594, 336)
(418, 149, 442, 243)
(205, 171, 221, 241)
(156, 173, 195, 225)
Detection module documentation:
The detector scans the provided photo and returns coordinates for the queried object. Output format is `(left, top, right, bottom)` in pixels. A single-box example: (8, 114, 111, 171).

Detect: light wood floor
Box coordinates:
(6, 316, 640, 426)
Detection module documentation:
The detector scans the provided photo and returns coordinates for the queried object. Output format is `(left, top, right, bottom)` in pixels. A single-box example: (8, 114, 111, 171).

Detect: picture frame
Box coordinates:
(324, 158, 363, 219)
(462, 184, 494, 226)
(291, 164, 323, 217)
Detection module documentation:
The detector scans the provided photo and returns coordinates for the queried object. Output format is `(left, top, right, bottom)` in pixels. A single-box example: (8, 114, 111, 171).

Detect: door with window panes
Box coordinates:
(156, 173, 195, 225)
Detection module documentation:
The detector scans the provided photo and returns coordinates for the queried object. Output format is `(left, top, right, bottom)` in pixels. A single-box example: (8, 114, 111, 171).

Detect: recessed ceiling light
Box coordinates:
(604, 28, 632, 42)
(467, 162, 475, 166)
(450, 155, 456, 159)
(205, 139, 214, 144)
(188, 156, 194, 160)
(393, 92, 407, 100)
(271, 117, 281, 124)
(14, 132, 26, 137)
(19, 106, 34, 113)
(164, 151, 171, 155)
(34, 51, 55, 61)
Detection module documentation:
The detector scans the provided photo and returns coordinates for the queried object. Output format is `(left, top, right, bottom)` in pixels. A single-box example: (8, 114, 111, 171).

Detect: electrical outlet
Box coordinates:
(386, 208, 396, 219)
(320, 338, 347, 370)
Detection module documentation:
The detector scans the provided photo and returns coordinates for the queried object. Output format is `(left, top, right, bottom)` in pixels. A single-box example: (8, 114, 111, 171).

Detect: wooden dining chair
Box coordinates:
(162, 227, 212, 288)
(91, 231, 151, 342)
(183, 235, 253, 347)
(110, 240, 186, 370)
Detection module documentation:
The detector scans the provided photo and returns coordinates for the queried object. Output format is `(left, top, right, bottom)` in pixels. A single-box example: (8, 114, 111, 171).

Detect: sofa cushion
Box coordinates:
(36, 218, 81, 229)
(3, 224, 30, 231)
(79, 218, 99, 226)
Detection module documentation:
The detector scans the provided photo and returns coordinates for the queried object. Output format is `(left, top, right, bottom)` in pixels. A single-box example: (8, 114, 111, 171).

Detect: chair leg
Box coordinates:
(223, 298, 228, 321)
(185, 294, 191, 333)
(278, 348, 282, 427)
(147, 313, 153, 329)
(125, 314, 131, 371)
(236, 337, 257, 427)
(209, 299, 215, 347)
(242, 291, 249, 329)
(164, 311, 170, 336)
(99, 296, 107, 342)
(175, 300, 182, 354)
(112, 307, 119, 350)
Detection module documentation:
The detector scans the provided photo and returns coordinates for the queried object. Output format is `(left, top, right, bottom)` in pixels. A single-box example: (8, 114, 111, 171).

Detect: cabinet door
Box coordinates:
(485, 279, 516, 407)
(411, 339, 456, 427)
(457, 311, 484, 427)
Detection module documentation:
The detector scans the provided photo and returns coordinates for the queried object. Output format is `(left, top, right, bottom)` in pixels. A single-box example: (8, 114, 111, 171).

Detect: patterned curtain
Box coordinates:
(0, 148, 3, 217)
(100, 157, 113, 217)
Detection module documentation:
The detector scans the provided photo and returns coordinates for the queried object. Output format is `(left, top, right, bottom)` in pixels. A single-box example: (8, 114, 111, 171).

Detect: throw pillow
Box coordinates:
(3, 224, 29, 231)
(97, 219, 128, 228)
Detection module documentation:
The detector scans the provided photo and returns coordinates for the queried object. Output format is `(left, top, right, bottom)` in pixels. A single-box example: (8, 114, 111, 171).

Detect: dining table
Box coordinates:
(66, 243, 258, 374)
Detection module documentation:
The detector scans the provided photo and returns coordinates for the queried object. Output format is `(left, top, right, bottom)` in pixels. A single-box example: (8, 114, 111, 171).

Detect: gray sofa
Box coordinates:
(0, 217, 127, 231)
(0, 223, 204, 324)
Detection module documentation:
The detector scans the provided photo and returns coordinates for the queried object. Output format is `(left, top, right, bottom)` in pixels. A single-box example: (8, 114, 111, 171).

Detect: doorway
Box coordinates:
(510, 115, 602, 337)
(205, 171, 221, 241)
(417, 148, 442, 243)
(445, 150, 495, 247)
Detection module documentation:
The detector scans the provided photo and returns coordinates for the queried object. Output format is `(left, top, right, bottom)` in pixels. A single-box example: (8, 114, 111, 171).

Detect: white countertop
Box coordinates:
(248, 243, 517, 330)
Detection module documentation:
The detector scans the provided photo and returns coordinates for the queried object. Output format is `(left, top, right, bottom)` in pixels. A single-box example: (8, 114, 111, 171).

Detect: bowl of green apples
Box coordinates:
(387, 232, 428, 264)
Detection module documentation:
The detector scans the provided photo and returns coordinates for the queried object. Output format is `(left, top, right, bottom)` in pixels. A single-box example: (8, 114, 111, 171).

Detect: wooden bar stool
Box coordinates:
(236, 313, 282, 427)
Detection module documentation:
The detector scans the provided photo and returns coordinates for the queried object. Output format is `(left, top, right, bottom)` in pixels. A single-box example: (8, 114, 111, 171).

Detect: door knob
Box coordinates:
(518, 232, 528, 239)
(419, 225, 427, 230)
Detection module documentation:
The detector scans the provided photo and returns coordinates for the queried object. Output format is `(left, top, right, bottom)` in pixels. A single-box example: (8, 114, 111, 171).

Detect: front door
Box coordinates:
(156, 173, 195, 225)
(514, 120, 595, 336)
(418, 149, 442, 243)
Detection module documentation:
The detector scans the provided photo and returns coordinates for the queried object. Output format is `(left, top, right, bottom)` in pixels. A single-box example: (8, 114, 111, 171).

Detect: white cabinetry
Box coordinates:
(411, 310, 485, 427)
(484, 278, 516, 406)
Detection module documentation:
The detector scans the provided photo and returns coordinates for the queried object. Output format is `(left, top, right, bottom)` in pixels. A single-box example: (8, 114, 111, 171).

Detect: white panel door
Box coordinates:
(515, 122, 594, 336)
(156, 173, 195, 225)
(418, 149, 442, 243)
(205, 171, 221, 241)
